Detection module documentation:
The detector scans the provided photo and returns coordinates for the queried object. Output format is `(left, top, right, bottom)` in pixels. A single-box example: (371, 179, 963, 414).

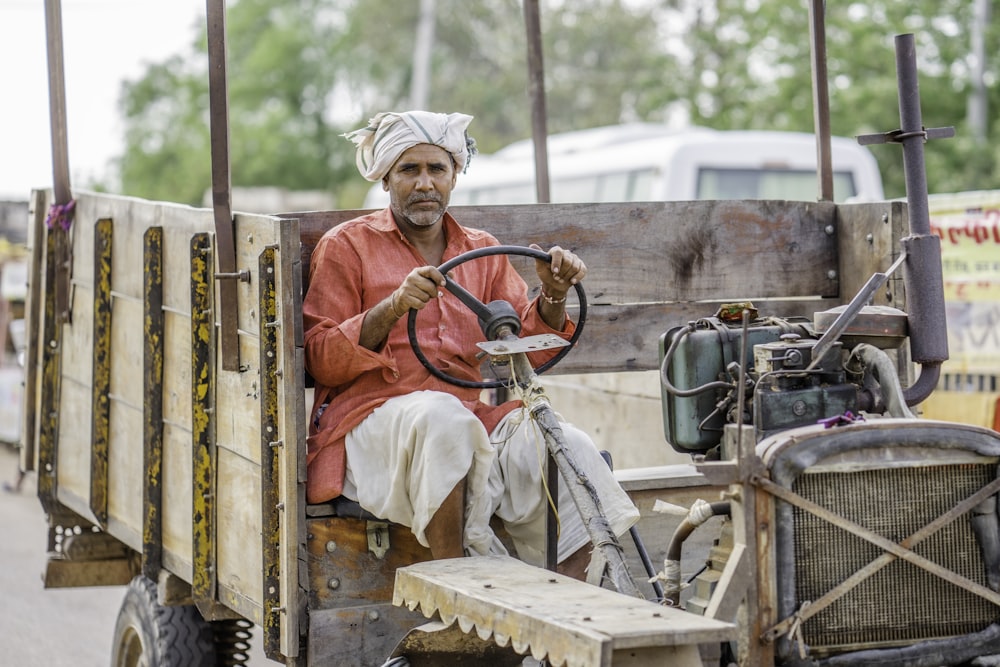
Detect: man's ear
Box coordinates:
(382, 178, 389, 192)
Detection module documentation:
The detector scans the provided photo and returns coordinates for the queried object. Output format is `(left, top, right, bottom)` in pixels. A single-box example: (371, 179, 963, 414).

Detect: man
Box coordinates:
(302, 110, 638, 577)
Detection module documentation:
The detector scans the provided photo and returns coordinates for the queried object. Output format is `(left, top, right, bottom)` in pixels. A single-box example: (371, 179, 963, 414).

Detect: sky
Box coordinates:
(0, 0, 206, 200)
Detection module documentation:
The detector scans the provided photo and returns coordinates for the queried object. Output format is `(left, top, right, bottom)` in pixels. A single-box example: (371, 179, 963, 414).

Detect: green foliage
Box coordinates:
(115, 0, 1000, 207)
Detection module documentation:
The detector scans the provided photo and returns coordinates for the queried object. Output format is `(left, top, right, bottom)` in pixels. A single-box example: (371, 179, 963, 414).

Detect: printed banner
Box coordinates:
(929, 190, 1000, 374)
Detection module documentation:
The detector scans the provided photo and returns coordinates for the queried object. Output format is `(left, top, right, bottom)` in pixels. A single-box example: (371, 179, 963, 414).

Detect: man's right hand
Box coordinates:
(393, 266, 447, 315)
(359, 266, 446, 351)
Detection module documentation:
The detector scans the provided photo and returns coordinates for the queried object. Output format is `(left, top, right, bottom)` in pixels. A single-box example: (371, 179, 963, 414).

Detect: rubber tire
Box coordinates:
(111, 575, 215, 667)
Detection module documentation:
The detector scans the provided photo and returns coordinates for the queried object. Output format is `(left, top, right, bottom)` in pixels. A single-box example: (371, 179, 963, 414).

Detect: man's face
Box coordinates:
(384, 143, 457, 228)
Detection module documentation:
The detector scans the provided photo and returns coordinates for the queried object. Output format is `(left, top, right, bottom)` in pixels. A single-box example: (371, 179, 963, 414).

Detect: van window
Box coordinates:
(696, 168, 858, 201)
(365, 125, 885, 207)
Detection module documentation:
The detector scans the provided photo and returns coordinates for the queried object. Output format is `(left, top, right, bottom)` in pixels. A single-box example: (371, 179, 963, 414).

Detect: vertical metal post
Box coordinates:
(206, 0, 241, 371)
(523, 0, 551, 204)
(410, 0, 436, 109)
(44, 0, 71, 207)
(258, 247, 283, 658)
(894, 34, 932, 237)
(142, 227, 165, 581)
(894, 34, 949, 404)
(523, 0, 557, 571)
(89, 219, 113, 529)
(857, 34, 954, 405)
(808, 0, 834, 202)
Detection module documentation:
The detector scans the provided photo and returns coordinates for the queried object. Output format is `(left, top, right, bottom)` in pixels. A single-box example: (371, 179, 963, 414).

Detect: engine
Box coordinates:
(658, 303, 1000, 666)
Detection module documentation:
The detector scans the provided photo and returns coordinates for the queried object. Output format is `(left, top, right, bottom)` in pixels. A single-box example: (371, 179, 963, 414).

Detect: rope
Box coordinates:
(45, 199, 75, 230)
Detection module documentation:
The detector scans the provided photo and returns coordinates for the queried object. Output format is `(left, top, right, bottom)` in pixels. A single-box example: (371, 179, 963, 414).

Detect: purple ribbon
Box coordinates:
(818, 411, 865, 429)
(45, 199, 76, 231)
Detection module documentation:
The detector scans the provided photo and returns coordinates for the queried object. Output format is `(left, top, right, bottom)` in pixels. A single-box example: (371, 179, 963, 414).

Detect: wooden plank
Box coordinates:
(161, 421, 194, 578)
(284, 201, 895, 375)
(393, 555, 734, 667)
(291, 200, 840, 304)
(307, 516, 433, 610)
(55, 379, 93, 506)
(21, 190, 48, 473)
(108, 297, 146, 396)
(836, 200, 907, 309)
(107, 387, 145, 535)
(215, 346, 263, 465)
(215, 445, 264, 623)
(162, 311, 193, 431)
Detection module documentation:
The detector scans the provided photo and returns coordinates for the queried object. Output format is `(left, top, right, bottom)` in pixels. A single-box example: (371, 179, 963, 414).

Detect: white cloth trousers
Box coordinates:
(343, 390, 640, 565)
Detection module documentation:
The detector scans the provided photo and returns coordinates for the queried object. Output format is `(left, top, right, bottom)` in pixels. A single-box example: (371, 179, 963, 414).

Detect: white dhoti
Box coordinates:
(343, 390, 640, 565)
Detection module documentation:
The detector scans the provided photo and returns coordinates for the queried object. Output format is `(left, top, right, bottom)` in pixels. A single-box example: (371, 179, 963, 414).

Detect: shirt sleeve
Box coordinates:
(302, 232, 398, 388)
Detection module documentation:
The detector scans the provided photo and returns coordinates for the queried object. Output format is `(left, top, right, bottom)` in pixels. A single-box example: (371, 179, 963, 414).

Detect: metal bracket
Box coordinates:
(475, 333, 569, 356)
(857, 125, 955, 145)
(367, 521, 390, 560)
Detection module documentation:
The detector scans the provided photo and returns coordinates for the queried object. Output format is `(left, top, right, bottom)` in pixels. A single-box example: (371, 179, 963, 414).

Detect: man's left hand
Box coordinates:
(530, 244, 587, 299)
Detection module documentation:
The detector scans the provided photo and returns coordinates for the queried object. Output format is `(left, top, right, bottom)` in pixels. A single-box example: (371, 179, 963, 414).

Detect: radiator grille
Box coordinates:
(792, 463, 998, 652)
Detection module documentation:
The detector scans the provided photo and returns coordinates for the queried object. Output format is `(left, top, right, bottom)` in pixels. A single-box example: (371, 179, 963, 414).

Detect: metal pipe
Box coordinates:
(663, 500, 731, 607)
(808, 0, 834, 202)
(892, 34, 949, 405)
(206, 0, 241, 371)
(44, 0, 71, 206)
(523, 0, 551, 203)
(508, 345, 642, 598)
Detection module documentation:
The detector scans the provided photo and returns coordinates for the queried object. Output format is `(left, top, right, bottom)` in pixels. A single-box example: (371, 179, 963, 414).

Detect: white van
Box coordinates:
(364, 123, 885, 207)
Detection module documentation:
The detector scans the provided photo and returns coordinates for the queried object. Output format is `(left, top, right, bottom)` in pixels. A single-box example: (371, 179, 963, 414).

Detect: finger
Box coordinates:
(561, 253, 586, 284)
(547, 246, 565, 279)
(418, 266, 446, 286)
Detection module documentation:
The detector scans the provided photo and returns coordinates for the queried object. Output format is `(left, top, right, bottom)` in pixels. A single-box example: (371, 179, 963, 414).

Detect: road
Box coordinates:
(0, 443, 270, 666)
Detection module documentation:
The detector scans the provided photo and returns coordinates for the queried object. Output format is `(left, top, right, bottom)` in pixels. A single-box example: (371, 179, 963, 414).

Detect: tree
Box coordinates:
(114, 0, 1000, 206)
(651, 0, 998, 199)
(116, 0, 679, 205)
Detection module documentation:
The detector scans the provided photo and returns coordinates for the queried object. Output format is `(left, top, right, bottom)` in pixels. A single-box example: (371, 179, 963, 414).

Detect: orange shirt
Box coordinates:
(302, 208, 573, 503)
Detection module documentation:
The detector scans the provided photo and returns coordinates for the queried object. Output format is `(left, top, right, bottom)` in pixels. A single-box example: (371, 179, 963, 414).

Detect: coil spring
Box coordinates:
(213, 618, 253, 666)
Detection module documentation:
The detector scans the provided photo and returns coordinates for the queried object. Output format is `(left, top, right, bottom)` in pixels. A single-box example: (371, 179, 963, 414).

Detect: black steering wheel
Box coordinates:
(406, 245, 587, 389)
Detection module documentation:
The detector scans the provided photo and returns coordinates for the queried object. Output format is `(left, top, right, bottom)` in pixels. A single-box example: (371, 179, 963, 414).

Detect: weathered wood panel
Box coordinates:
(161, 421, 194, 578)
(291, 200, 842, 304)
(107, 385, 145, 537)
(216, 445, 265, 623)
(286, 201, 898, 376)
(55, 379, 93, 508)
(216, 337, 264, 466)
(306, 516, 433, 610)
(29, 193, 305, 653)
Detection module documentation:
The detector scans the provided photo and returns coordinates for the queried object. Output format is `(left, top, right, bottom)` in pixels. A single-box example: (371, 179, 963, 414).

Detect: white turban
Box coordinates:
(343, 111, 477, 182)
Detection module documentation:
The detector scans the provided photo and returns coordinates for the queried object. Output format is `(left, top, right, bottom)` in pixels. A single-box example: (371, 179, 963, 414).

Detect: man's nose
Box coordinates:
(414, 170, 434, 190)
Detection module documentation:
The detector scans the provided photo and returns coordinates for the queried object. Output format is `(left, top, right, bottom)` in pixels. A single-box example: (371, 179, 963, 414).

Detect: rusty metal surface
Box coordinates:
(190, 232, 217, 609)
(141, 226, 164, 580)
(258, 246, 282, 659)
(36, 219, 62, 514)
(88, 218, 112, 528)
